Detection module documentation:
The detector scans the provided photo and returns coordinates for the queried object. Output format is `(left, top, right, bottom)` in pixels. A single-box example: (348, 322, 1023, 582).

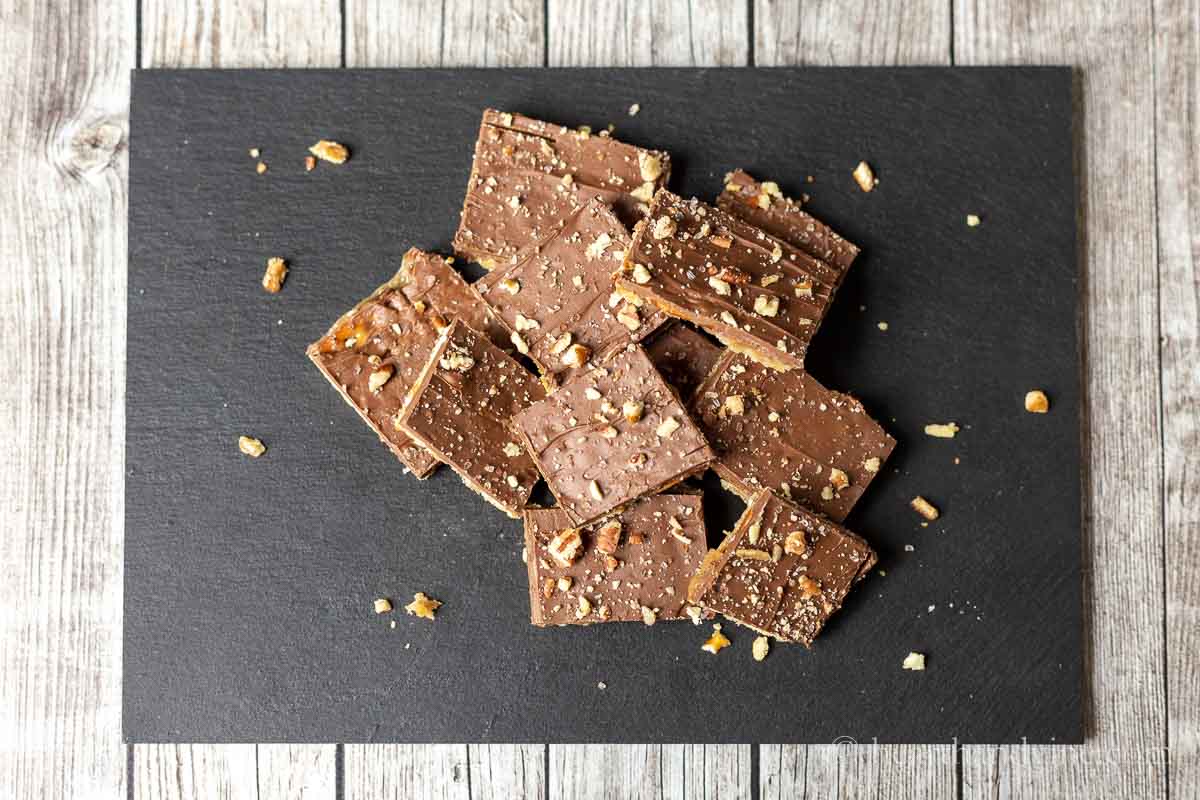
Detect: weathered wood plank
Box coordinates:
(344, 744, 470, 800)
(753, 2, 955, 794)
(545, 3, 749, 794)
(1156, 0, 1200, 793)
(956, 0, 1166, 795)
(0, 1, 131, 799)
(134, 2, 341, 794)
(467, 745, 547, 800)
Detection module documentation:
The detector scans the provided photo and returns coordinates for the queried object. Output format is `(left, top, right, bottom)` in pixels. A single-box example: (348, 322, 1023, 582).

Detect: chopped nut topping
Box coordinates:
(640, 606, 658, 626)
(542, 577, 556, 599)
(514, 313, 539, 332)
(710, 235, 732, 249)
(686, 605, 703, 625)
(656, 417, 680, 438)
(702, 624, 731, 654)
(373, 597, 393, 614)
(368, 365, 394, 393)
(628, 103, 640, 116)
(439, 349, 475, 372)
(753, 295, 780, 317)
(595, 521, 621, 554)
(769, 243, 783, 263)
(238, 436, 266, 458)
(651, 215, 676, 240)
(723, 395, 746, 416)
(829, 467, 850, 491)
(1025, 390, 1049, 413)
(562, 343, 591, 369)
(747, 522, 761, 545)
(623, 400, 644, 423)
(255, 161, 268, 175)
(631, 263, 653, 284)
(586, 232, 613, 260)
(588, 480, 604, 501)
(584, 387, 602, 401)
(248, 147, 260, 158)
(576, 595, 593, 618)
(548, 528, 583, 567)
(752, 635, 770, 662)
(557, 576, 573, 592)
(924, 422, 960, 438)
(304, 155, 317, 172)
(638, 150, 663, 182)
(797, 575, 822, 599)
(966, 214, 981, 227)
(549, 332, 573, 355)
(911, 496, 940, 521)
(735, 548, 771, 561)
(761, 273, 781, 287)
(795, 279, 814, 298)
(902, 652, 926, 671)
(631, 181, 655, 202)
(784, 530, 807, 555)
(404, 592, 441, 620)
(616, 305, 641, 331)
(708, 276, 732, 295)
(510, 331, 530, 355)
(852, 160, 877, 192)
(506, 475, 519, 488)
(498, 277, 521, 295)
(502, 442, 523, 457)
(262, 257, 288, 293)
(820, 486, 835, 501)
(309, 140, 350, 164)
(719, 310, 737, 326)
(864, 456, 881, 473)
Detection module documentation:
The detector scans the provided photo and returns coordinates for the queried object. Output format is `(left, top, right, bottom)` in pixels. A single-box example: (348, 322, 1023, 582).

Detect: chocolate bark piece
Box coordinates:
(523, 494, 707, 626)
(692, 351, 895, 522)
(512, 344, 715, 527)
(398, 248, 511, 350)
(614, 189, 844, 371)
(643, 322, 723, 402)
(687, 489, 876, 646)
(475, 197, 666, 381)
(453, 109, 671, 270)
(395, 320, 546, 517)
(717, 170, 859, 276)
(306, 269, 443, 478)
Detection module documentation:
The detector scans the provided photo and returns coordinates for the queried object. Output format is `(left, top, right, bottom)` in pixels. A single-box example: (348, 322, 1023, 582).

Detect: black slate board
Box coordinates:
(125, 68, 1081, 744)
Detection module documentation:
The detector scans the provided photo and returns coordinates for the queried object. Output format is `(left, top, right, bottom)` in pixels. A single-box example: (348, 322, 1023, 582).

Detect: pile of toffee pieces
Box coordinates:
(307, 109, 895, 654)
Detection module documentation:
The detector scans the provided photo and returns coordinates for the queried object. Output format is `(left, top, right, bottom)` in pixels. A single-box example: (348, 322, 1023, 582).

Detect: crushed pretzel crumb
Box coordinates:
(911, 496, 940, 521)
(262, 257, 288, 293)
(404, 592, 441, 620)
(903, 652, 926, 671)
(309, 139, 350, 164)
(752, 635, 770, 662)
(852, 160, 877, 192)
(373, 597, 393, 614)
(966, 214, 981, 227)
(238, 436, 266, 458)
(702, 624, 731, 654)
(924, 422, 960, 438)
(1025, 390, 1049, 413)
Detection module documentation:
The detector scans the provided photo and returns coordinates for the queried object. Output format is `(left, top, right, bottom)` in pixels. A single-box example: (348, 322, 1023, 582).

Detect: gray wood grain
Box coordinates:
(134, 2, 341, 794)
(753, 1, 955, 794)
(0, 1, 131, 799)
(956, 0, 1168, 795)
(1157, 0, 1200, 793)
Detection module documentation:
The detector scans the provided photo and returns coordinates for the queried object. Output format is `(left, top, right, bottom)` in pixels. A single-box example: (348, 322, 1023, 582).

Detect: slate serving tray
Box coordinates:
(125, 67, 1081, 744)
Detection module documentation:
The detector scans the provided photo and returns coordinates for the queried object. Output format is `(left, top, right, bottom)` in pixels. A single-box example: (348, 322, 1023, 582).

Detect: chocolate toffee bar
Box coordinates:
(614, 190, 845, 371)
(523, 493, 708, 626)
(717, 170, 859, 276)
(395, 320, 546, 517)
(475, 197, 666, 381)
(692, 351, 895, 522)
(307, 266, 447, 478)
(512, 344, 715, 527)
(398, 248, 511, 350)
(688, 489, 876, 646)
(643, 322, 723, 402)
(453, 109, 672, 269)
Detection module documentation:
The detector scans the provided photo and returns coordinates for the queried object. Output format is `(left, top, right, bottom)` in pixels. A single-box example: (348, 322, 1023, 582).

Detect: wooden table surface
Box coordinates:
(1, 1, 1195, 797)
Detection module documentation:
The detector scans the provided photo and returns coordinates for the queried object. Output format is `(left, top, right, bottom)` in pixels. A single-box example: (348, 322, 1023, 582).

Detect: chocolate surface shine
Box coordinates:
(454, 109, 671, 269)
(513, 344, 715, 527)
(475, 198, 666, 380)
(524, 494, 707, 626)
(615, 190, 845, 372)
(689, 490, 876, 647)
(396, 320, 546, 517)
(693, 351, 895, 522)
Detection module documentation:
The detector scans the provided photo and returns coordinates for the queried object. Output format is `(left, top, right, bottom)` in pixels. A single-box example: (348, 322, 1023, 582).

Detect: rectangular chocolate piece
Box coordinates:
(615, 189, 844, 371)
(396, 320, 546, 517)
(692, 351, 895, 522)
(398, 248, 511, 351)
(688, 489, 876, 646)
(512, 344, 715, 527)
(643, 322, 723, 402)
(475, 197, 666, 381)
(523, 494, 708, 626)
(306, 268, 444, 478)
(453, 109, 671, 269)
(717, 169, 859, 276)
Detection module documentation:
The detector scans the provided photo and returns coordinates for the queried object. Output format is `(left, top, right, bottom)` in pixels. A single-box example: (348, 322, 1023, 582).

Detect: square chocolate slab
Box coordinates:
(693, 350, 895, 522)
(523, 493, 708, 627)
(717, 169, 859, 275)
(398, 248, 511, 351)
(396, 319, 546, 517)
(453, 109, 672, 269)
(643, 322, 724, 402)
(512, 344, 715, 526)
(688, 489, 877, 647)
(475, 197, 666, 381)
(615, 189, 845, 371)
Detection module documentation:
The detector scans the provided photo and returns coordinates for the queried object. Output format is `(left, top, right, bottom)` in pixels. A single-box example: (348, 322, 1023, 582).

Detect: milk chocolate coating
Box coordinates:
(524, 494, 707, 627)
(643, 322, 723, 402)
(398, 248, 511, 351)
(306, 267, 444, 478)
(692, 351, 895, 522)
(717, 170, 859, 277)
(688, 489, 876, 647)
(512, 344, 715, 527)
(396, 320, 546, 517)
(453, 109, 671, 269)
(475, 197, 666, 380)
(615, 189, 843, 372)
